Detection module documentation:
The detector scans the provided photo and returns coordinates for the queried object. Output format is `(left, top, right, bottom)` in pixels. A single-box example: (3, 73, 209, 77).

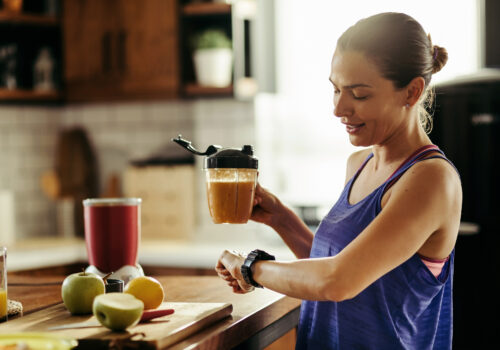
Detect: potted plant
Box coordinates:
(192, 29, 232, 87)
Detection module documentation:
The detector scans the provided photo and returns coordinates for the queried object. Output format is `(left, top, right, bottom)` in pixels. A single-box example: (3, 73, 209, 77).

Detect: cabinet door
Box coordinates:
(118, 0, 179, 98)
(63, 0, 120, 100)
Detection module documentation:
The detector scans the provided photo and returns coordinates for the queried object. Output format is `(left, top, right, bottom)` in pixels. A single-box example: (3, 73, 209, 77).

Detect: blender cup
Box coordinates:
(173, 136, 258, 224)
(83, 198, 141, 272)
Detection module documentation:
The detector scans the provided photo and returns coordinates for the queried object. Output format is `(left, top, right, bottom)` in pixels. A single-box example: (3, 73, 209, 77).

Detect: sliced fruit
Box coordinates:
(93, 293, 144, 331)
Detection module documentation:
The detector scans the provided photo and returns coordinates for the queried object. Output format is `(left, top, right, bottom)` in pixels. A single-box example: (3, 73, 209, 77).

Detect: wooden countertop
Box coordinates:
(7, 274, 302, 349)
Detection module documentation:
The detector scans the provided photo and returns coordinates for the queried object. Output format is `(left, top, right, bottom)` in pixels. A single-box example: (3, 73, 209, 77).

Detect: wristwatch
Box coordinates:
(241, 249, 275, 288)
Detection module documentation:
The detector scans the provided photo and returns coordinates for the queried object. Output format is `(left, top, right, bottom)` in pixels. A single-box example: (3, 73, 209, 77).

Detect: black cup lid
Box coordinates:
(205, 145, 258, 169)
(172, 136, 258, 169)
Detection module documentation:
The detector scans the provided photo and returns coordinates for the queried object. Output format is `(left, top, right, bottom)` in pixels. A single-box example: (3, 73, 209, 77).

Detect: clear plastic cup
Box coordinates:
(0, 247, 7, 322)
(205, 168, 258, 224)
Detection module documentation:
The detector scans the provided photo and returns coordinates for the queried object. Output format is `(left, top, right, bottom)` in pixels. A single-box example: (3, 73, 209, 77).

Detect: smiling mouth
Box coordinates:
(344, 123, 365, 133)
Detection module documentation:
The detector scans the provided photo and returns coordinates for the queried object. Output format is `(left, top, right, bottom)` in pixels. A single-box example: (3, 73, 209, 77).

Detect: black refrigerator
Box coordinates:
(430, 74, 500, 349)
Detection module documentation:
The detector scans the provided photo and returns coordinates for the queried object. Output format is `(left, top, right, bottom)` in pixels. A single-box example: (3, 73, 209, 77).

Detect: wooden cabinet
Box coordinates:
(1, 0, 237, 103)
(63, 0, 114, 100)
(119, 0, 179, 97)
(62, 0, 179, 102)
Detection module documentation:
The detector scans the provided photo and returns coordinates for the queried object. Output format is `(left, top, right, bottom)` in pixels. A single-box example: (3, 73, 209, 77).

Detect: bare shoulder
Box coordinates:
(391, 157, 462, 257)
(345, 148, 372, 185)
(398, 156, 461, 196)
(388, 156, 462, 231)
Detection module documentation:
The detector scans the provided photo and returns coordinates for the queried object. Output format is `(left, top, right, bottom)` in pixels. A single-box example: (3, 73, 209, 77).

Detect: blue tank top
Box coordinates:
(296, 146, 456, 350)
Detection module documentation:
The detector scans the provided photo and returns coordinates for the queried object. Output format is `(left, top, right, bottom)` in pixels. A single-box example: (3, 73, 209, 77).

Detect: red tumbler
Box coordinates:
(83, 198, 141, 273)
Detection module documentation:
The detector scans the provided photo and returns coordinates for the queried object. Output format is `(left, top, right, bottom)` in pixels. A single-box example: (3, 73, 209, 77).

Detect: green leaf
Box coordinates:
(192, 29, 232, 50)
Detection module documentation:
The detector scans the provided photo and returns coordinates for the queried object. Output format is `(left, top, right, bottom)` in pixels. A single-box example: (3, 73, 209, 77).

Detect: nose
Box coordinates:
(333, 93, 352, 118)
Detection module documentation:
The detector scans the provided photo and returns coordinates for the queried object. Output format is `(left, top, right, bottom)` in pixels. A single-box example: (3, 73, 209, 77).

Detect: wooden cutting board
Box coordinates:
(0, 301, 232, 349)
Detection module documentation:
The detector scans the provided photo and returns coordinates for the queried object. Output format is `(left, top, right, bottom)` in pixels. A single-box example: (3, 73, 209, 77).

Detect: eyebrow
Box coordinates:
(329, 78, 372, 89)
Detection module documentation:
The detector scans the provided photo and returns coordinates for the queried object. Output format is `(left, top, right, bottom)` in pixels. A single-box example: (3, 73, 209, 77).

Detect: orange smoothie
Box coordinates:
(0, 288, 7, 321)
(206, 180, 256, 224)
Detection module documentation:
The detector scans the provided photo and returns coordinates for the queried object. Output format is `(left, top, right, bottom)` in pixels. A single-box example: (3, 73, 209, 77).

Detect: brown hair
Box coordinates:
(336, 12, 448, 132)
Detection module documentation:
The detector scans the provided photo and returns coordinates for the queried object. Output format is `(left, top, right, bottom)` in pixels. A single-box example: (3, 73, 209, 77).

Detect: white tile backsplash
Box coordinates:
(0, 98, 256, 242)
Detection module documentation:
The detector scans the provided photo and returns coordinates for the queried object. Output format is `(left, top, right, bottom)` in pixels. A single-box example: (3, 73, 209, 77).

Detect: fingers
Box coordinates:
(217, 270, 232, 281)
(253, 183, 264, 205)
(215, 251, 237, 278)
(230, 279, 254, 294)
(215, 263, 234, 282)
(237, 279, 255, 293)
(218, 267, 237, 284)
(216, 268, 231, 277)
(222, 273, 253, 294)
(255, 183, 270, 198)
(255, 182, 263, 193)
(215, 249, 254, 294)
(215, 260, 230, 274)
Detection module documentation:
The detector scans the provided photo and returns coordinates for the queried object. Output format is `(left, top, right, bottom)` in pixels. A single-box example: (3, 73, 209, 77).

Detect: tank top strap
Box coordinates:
(383, 145, 453, 195)
(348, 152, 374, 185)
(386, 145, 442, 180)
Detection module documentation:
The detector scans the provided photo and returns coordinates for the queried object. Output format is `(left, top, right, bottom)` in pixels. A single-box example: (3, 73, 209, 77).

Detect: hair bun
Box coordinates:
(432, 45, 448, 74)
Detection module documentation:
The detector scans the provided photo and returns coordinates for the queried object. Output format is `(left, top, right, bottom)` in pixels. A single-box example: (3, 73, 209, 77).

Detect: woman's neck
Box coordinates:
(371, 116, 431, 170)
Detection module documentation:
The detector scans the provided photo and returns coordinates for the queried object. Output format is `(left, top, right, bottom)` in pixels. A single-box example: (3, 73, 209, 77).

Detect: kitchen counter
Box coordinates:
(7, 237, 296, 272)
(6, 274, 302, 349)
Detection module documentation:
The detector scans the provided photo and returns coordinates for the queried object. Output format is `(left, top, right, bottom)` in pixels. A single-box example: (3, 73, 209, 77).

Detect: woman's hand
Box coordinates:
(251, 184, 284, 227)
(215, 250, 254, 294)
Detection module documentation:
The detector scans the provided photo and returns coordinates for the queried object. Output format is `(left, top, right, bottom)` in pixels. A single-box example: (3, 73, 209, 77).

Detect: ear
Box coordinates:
(405, 77, 425, 107)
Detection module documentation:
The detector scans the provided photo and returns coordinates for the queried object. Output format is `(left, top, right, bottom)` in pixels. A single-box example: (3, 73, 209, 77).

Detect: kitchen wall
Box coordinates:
(0, 99, 259, 243)
(0, 106, 59, 242)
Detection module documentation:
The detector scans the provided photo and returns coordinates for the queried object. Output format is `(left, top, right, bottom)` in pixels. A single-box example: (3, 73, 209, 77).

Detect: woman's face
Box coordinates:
(330, 50, 407, 147)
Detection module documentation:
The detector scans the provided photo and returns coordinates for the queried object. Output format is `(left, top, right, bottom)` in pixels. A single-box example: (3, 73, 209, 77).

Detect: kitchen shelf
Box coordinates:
(182, 2, 231, 16)
(180, 2, 233, 97)
(183, 83, 233, 97)
(0, 88, 61, 101)
(0, 11, 59, 26)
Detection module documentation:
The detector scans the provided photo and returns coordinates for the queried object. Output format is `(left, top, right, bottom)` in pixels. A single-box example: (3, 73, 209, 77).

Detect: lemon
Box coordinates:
(124, 276, 164, 310)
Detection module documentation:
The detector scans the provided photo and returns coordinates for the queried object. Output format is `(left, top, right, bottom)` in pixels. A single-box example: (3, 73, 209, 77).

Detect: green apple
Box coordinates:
(93, 293, 144, 331)
(61, 271, 105, 315)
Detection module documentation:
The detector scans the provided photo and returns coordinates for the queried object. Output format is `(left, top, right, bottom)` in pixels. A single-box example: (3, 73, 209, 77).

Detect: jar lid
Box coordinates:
(205, 145, 258, 169)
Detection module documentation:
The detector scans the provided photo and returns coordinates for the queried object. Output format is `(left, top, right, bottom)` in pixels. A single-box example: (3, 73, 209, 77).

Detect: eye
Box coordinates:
(352, 92, 368, 100)
(353, 95, 368, 100)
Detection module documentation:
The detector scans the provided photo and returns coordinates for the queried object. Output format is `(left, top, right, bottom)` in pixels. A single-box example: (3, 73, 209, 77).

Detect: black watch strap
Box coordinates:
(241, 249, 275, 288)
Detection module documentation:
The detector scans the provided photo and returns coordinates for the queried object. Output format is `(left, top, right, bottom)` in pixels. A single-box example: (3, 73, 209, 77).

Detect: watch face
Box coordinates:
(249, 250, 259, 259)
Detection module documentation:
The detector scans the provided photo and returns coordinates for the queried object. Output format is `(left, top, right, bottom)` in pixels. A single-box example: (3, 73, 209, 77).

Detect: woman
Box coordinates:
(216, 12, 462, 349)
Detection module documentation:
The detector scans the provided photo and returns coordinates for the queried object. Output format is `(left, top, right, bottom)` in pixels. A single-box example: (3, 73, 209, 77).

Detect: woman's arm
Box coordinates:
(251, 184, 314, 259)
(217, 159, 462, 301)
(267, 205, 315, 259)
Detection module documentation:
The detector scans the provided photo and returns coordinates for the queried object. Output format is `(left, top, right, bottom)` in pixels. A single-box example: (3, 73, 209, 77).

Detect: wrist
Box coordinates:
(269, 205, 294, 232)
(270, 205, 296, 233)
(250, 260, 261, 282)
(241, 249, 275, 288)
